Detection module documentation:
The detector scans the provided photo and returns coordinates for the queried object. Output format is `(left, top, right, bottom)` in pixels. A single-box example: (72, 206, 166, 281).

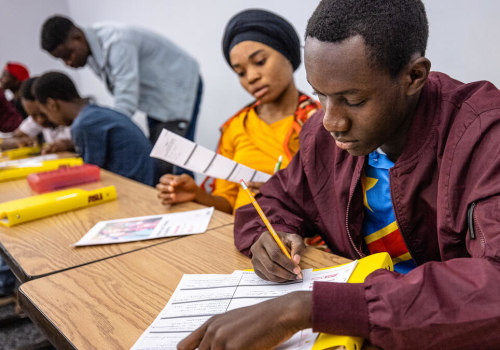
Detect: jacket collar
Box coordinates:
(395, 73, 440, 168)
(83, 27, 106, 70)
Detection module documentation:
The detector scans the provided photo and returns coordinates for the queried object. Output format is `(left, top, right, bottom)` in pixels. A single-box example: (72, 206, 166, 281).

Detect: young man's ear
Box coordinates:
(45, 98, 59, 112)
(404, 56, 431, 97)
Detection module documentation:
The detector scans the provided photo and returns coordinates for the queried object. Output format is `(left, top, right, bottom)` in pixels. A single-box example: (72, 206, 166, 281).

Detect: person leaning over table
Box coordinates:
(156, 9, 320, 215)
(177, 0, 500, 349)
(33, 71, 155, 186)
(11, 77, 74, 154)
(40, 15, 202, 177)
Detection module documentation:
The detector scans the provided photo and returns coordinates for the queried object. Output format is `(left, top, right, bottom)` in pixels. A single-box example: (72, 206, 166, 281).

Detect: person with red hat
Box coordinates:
(0, 86, 23, 133)
(1, 62, 30, 119)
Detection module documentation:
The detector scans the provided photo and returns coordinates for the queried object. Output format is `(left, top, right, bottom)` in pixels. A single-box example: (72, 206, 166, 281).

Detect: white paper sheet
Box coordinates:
(150, 129, 271, 183)
(131, 260, 358, 350)
(0, 154, 58, 169)
(74, 207, 214, 246)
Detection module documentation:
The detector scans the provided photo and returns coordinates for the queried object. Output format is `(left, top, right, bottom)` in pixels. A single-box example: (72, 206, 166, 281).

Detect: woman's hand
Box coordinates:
(247, 181, 264, 195)
(156, 174, 199, 205)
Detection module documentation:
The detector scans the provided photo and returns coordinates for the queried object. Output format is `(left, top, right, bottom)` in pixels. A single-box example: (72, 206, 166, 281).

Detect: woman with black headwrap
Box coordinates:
(156, 9, 320, 214)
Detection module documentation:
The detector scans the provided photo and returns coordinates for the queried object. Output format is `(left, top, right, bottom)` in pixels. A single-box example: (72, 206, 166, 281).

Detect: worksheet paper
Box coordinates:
(74, 207, 214, 246)
(150, 129, 272, 183)
(0, 154, 58, 168)
(131, 260, 358, 350)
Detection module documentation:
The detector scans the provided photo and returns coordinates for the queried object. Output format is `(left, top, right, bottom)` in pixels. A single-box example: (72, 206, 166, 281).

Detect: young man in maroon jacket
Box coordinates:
(178, 1, 500, 349)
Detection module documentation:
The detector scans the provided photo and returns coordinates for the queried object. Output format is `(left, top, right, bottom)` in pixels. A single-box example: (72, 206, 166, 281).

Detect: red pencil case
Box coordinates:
(27, 164, 101, 193)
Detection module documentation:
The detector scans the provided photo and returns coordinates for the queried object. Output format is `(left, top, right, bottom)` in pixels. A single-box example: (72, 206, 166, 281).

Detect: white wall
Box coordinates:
(424, 0, 500, 88)
(2, 0, 500, 150)
(0, 0, 78, 87)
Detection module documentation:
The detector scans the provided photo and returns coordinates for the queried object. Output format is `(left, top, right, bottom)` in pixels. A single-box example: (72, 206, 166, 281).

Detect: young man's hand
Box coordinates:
(177, 291, 312, 350)
(250, 231, 305, 282)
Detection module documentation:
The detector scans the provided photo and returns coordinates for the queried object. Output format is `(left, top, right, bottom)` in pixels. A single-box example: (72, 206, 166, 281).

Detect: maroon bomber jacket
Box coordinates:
(234, 72, 500, 349)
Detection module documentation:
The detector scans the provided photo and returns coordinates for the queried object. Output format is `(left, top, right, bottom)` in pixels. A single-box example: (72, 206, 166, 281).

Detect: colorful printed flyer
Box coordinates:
(74, 207, 214, 246)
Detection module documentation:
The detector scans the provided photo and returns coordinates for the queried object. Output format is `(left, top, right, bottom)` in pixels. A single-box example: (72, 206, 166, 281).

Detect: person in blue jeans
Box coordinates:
(33, 71, 155, 186)
(40, 16, 203, 178)
(0, 259, 16, 297)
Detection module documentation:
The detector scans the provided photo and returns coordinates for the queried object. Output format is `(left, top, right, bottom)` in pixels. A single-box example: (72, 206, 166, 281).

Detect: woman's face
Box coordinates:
(229, 41, 294, 104)
(21, 99, 57, 128)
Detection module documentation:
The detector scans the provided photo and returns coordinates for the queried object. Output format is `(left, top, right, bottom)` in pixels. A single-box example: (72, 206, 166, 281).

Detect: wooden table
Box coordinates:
(19, 224, 350, 350)
(0, 169, 234, 282)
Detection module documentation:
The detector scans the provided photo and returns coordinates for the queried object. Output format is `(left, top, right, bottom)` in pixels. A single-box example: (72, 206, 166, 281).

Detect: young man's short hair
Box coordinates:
(33, 72, 80, 104)
(41, 15, 75, 52)
(306, 0, 428, 77)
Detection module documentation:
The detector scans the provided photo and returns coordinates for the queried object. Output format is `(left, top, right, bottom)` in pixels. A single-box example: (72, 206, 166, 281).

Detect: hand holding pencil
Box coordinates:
(240, 179, 305, 282)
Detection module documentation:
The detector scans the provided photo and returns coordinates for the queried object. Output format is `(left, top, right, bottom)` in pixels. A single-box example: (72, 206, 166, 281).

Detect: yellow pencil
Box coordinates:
(239, 179, 292, 259)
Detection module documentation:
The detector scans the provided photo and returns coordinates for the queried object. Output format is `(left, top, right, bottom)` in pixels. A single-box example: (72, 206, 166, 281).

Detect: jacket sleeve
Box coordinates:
(18, 116, 43, 137)
(234, 145, 317, 256)
(107, 42, 140, 118)
(312, 195, 500, 349)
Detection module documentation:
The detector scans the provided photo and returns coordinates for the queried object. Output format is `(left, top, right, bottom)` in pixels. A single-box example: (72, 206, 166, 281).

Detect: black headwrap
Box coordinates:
(222, 9, 301, 71)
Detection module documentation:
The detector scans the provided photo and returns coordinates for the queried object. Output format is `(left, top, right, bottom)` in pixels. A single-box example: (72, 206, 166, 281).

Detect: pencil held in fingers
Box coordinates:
(240, 179, 292, 259)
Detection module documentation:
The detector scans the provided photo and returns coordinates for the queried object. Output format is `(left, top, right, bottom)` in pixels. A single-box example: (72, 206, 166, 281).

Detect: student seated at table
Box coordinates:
(2, 77, 75, 153)
(156, 9, 320, 215)
(178, 1, 500, 349)
(0, 86, 22, 133)
(33, 71, 155, 186)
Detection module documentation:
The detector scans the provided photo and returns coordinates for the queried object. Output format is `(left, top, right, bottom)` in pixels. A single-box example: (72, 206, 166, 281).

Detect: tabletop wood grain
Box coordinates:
(19, 224, 351, 350)
(0, 169, 234, 282)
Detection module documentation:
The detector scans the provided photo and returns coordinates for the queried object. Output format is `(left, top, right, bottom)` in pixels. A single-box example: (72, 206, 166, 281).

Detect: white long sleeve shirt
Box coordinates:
(83, 22, 200, 123)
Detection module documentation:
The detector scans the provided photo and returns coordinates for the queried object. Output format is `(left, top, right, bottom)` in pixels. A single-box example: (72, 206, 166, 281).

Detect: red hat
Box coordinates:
(5, 62, 29, 82)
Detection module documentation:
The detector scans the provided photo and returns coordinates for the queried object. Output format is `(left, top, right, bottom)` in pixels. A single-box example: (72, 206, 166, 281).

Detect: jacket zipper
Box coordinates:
(345, 168, 365, 258)
(467, 202, 476, 240)
(468, 202, 486, 250)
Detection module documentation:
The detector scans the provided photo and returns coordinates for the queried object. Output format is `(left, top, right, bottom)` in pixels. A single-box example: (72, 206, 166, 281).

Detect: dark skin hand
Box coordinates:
(251, 231, 305, 282)
(156, 173, 234, 214)
(0, 137, 33, 150)
(41, 139, 75, 154)
(247, 181, 264, 194)
(177, 291, 312, 350)
(15, 136, 37, 148)
(156, 175, 263, 214)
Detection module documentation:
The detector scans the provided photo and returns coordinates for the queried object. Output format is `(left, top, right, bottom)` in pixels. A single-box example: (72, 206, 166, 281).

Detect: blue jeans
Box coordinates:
(0, 256, 15, 296)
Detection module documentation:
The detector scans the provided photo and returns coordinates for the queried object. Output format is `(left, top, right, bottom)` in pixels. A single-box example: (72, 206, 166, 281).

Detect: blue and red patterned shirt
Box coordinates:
(361, 150, 416, 273)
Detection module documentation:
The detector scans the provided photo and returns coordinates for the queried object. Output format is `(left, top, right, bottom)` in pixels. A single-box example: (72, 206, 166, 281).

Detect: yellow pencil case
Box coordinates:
(0, 185, 117, 227)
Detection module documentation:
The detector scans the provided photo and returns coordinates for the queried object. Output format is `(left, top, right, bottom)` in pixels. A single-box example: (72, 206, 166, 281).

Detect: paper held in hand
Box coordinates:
(130, 260, 358, 350)
(150, 129, 271, 183)
(74, 207, 214, 246)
